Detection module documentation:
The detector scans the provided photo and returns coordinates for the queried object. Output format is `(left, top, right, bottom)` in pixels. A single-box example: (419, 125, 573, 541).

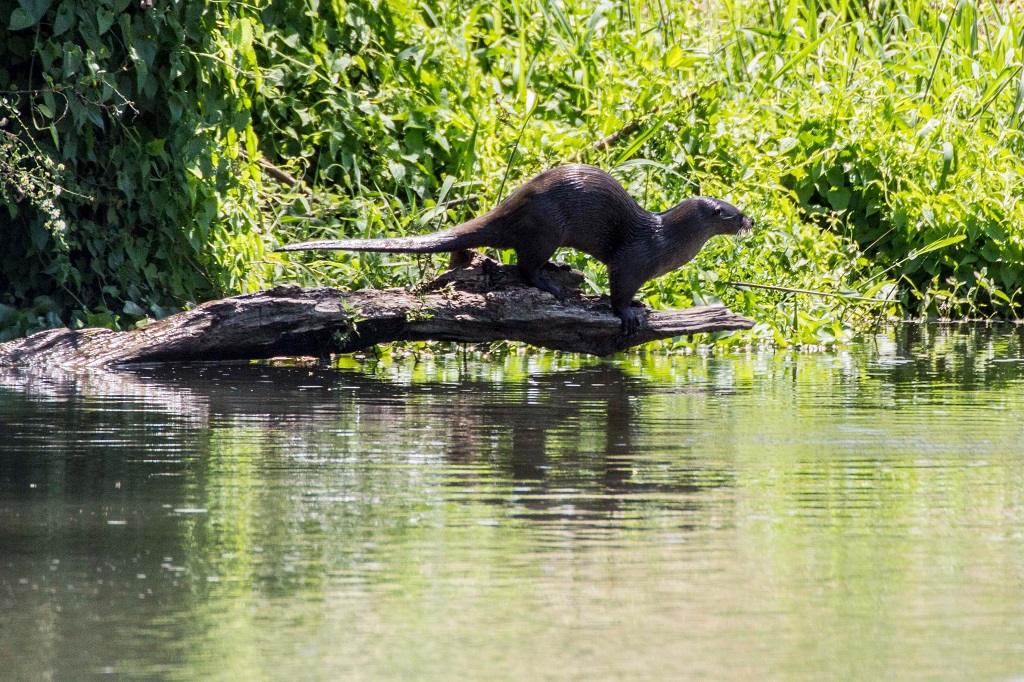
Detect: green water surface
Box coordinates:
(2, 325, 1024, 681)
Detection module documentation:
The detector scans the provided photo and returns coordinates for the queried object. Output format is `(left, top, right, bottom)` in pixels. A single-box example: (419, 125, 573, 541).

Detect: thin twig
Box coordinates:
(593, 105, 661, 151)
(591, 85, 709, 153)
(239, 150, 300, 187)
(440, 194, 480, 209)
(727, 280, 894, 304)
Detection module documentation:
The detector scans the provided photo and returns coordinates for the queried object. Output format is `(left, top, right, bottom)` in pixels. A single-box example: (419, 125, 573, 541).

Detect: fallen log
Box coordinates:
(0, 255, 754, 369)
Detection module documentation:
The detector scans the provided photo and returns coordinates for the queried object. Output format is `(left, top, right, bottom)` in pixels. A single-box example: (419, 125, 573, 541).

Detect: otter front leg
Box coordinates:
(613, 299, 644, 334)
(610, 268, 646, 334)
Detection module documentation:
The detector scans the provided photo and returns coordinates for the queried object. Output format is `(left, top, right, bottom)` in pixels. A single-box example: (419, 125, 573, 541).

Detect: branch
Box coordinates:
(593, 105, 661, 152)
(238, 150, 300, 187)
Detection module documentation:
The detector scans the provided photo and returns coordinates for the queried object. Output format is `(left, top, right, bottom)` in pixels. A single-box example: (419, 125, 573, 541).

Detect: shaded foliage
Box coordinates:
(0, 0, 287, 339)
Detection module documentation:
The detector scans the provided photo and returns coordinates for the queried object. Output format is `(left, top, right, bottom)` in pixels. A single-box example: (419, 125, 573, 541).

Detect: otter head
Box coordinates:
(700, 197, 753, 236)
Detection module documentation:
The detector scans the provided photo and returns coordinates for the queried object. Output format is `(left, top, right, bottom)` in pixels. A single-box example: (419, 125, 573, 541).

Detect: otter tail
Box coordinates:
(275, 206, 520, 255)
(274, 224, 489, 255)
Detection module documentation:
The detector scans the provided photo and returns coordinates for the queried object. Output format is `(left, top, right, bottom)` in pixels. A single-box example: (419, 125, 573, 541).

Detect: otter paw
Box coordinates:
(618, 307, 643, 335)
(530, 275, 565, 301)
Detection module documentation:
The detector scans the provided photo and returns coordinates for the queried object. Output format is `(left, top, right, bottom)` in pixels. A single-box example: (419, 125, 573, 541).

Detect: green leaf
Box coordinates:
(580, 2, 611, 55)
(244, 125, 258, 160)
(795, 181, 814, 205)
(664, 45, 684, 69)
(145, 139, 166, 156)
(388, 161, 406, 183)
(96, 7, 115, 35)
(436, 175, 455, 204)
(53, 2, 74, 34)
(8, 7, 36, 30)
(85, 107, 105, 129)
(983, 223, 1006, 242)
(827, 187, 851, 210)
(0, 304, 22, 327)
(979, 244, 1000, 262)
(765, 30, 831, 84)
(123, 301, 147, 316)
(10, 0, 53, 28)
(612, 113, 670, 166)
(909, 234, 966, 259)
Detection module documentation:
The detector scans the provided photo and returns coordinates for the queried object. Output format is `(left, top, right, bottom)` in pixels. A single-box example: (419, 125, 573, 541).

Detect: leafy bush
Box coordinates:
(0, 0, 265, 332)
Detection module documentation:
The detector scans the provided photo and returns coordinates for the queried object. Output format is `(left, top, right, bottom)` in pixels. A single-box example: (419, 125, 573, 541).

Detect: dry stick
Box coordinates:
(727, 281, 894, 304)
(257, 157, 300, 187)
(591, 85, 709, 153)
(239, 149, 300, 187)
(593, 105, 662, 151)
(439, 195, 480, 209)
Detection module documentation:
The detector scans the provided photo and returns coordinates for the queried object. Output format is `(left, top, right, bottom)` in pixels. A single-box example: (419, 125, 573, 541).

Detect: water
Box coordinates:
(2, 325, 1024, 681)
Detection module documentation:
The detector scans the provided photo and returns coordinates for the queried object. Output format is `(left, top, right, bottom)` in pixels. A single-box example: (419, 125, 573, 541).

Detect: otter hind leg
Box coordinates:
(517, 261, 565, 300)
(510, 211, 568, 299)
(514, 244, 564, 300)
(448, 249, 476, 270)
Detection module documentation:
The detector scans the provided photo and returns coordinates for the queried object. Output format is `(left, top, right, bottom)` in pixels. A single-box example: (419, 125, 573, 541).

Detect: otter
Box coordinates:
(276, 164, 752, 333)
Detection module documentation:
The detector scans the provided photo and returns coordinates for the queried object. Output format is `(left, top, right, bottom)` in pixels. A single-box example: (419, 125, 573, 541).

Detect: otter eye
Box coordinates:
(714, 205, 723, 216)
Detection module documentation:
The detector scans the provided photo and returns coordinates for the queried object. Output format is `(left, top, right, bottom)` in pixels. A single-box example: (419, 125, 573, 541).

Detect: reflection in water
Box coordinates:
(2, 324, 1024, 680)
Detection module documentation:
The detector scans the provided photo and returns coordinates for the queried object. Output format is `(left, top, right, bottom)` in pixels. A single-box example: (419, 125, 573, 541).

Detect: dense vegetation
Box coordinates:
(2, 0, 1022, 346)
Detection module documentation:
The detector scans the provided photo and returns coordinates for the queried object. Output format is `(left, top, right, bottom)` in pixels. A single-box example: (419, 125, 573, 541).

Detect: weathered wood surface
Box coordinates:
(0, 255, 754, 369)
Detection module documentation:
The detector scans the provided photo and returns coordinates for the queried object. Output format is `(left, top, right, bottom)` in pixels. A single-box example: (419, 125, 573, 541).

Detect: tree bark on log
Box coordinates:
(0, 255, 754, 369)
